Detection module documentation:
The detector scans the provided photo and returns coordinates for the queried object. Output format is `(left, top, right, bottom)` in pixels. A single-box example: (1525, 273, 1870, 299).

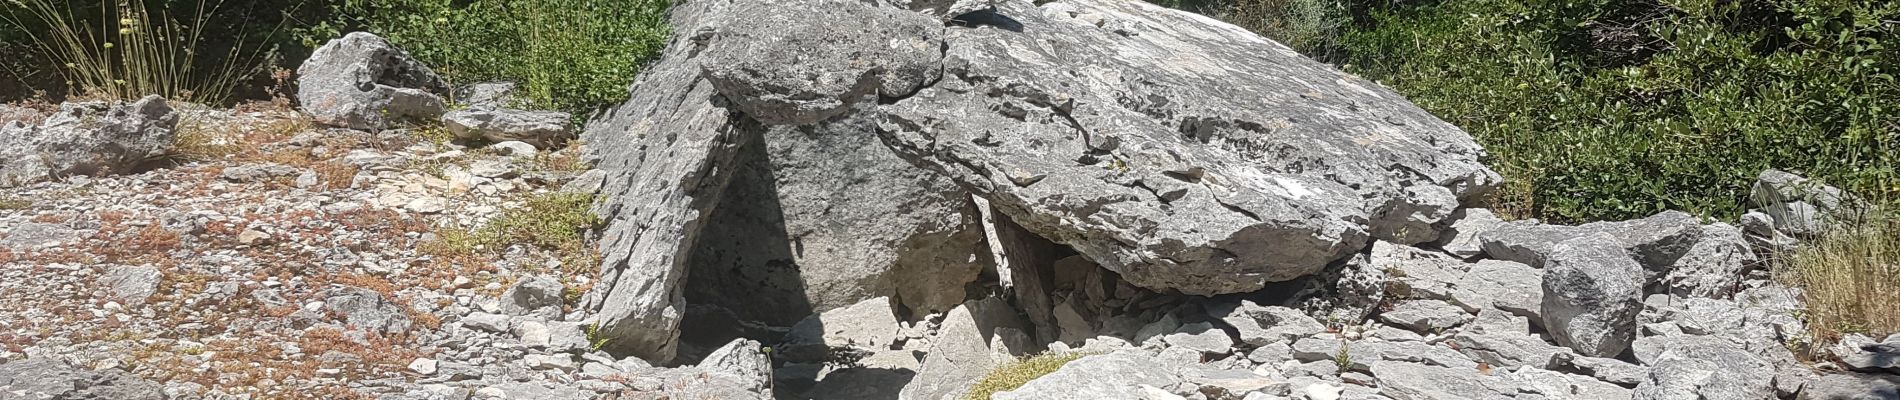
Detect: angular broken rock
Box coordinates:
(1378, 299, 1471, 333)
(1370, 361, 1516, 400)
(1431, 208, 1507, 259)
(322, 285, 415, 334)
(899, 297, 1027, 400)
(1541, 233, 1644, 358)
(1207, 300, 1326, 347)
(1660, 223, 1757, 299)
(500, 275, 564, 318)
(0, 95, 178, 187)
(1631, 335, 1775, 400)
(875, 0, 1496, 296)
(1481, 210, 1702, 273)
(1798, 372, 1900, 400)
(297, 32, 449, 130)
(777, 297, 903, 364)
(1751, 169, 1857, 238)
(101, 265, 162, 306)
(442, 109, 573, 149)
(0, 358, 165, 400)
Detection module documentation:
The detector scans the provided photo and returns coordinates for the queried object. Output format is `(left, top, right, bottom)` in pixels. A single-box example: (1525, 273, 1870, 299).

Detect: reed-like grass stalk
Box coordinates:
(1, 0, 266, 104)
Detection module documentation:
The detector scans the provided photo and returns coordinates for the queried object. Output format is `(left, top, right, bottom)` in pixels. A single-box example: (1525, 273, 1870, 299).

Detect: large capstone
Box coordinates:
(873, 0, 1497, 295)
(0, 96, 178, 187)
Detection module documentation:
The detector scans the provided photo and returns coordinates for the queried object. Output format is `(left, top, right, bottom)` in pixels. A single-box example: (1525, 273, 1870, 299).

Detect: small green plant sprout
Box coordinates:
(964, 351, 1092, 400)
(1332, 343, 1352, 370)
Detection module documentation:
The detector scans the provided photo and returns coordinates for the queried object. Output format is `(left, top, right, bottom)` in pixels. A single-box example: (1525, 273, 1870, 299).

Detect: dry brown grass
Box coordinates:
(1780, 209, 1900, 348)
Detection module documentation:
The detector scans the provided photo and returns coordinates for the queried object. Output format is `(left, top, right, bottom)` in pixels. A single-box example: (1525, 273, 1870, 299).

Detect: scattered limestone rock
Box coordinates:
(442, 109, 573, 149)
(0, 358, 166, 400)
(1631, 335, 1775, 400)
(500, 275, 564, 318)
(297, 32, 449, 130)
(101, 265, 162, 306)
(1378, 299, 1470, 333)
(992, 352, 1186, 400)
(322, 285, 415, 333)
(1541, 233, 1644, 357)
(0, 96, 179, 187)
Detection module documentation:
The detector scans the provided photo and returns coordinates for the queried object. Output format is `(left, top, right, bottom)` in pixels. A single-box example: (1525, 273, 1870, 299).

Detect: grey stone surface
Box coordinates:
(688, 112, 984, 326)
(101, 265, 161, 306)
(1798, 372, 1900, 400)
(874, 0, 1497, 296)
(1370, 361, 1515, 400)
(500, 275, 564, 318)
(0, 358, 165, 400)
(698, 338, 773, 394)
(992, 352, 1186, 400)
(1373, 242, 1543, 321)
(322, 285, 414, 333)
(1432, 208, 1506, 259)
(899, 297, 1025, 400)
(1163, 322, 1235, 355)
(297, 32, 448, 130)
(454, 81, 518, 109)
(1452, 310, 1570, 369)
(697, 0, 943, 125)
(1508, 367, 1634, 400)
(1208, 300, 1326, 347)
(1660, 223, 1757, 299)
(1751, 169, 1857, 238)
(777, 297, 903, 364)
(442, 109, 573, 149)
(1831, 334, 1900, 374)
(0, 223, 80, 249)
(1631, 335, 1775, 400)
(580, 0, 758, 363)
(1552, 352, 1647, 387)
(1541, 233, 1644, 357)
(1377, 299, 1470, 333)
(1291, 337, 1477, 372)
(1481, 210, 1702, 273)
(0, 96, 178, 187)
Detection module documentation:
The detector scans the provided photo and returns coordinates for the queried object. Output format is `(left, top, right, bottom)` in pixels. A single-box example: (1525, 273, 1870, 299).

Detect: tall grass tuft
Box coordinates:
(0, 0, 269, 104)
(1780, 205, 1900, 347)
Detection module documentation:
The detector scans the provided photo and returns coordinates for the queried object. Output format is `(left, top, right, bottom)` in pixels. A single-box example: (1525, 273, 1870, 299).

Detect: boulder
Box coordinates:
(0, 96, 178, 187)
(698, 338, 774, 394)
(1507, 367, 1634, 399)
(500, 275, 565, 318)
(1371, 242, 1543, 320)
(873, 0, 1497, 296)
(296, 32, 448, 130)
(1798, 372, 1900, 400)
(1551, 352, 1647, 387)
(992, 352, 1188, 400)
(1831, 334, 1900, 374)
(0, 358, 165, 400)
(1432, 208, 1507, 259)
(899, 298, 1028, 400)
(442, 109, 573, 149)
(687, 112, 985, 326)
(1541, 233, 1644, 358)
(1750, 169, 1857, 238)
(1631, 335, 1775, 400)
(454, 81, 518, 109)
(1207, 300, 1326, 347)
(776, 297, 904, 364)
(100, 265, 162, 306)
(1659, 223, 1756, 299)
(1480, 210, 1702, 273)
(1452, 310, 1571, 369)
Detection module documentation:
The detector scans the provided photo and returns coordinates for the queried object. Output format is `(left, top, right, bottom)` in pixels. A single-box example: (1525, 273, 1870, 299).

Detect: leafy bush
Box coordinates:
(1224, 0, 1350, 60)
(305, 0, 670, 114)
(1337, 0, 1900, 221)
(963, 352, 1090, 400)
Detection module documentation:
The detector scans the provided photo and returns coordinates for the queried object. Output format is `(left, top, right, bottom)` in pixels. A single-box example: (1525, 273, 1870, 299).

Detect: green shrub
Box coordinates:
(963, 352, 1090, 400)
(1337, 0, 1900, 222)
(1224, 0, 1350, 60)
(421, 191, 601, 273)
(305, 0, 670, 114)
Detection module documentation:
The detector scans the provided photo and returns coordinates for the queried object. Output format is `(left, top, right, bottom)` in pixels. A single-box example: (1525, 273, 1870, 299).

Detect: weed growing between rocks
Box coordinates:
(421, 191, 601, 274)
(1781, 207, 1900, 346)
(963, 352, 1091, 400)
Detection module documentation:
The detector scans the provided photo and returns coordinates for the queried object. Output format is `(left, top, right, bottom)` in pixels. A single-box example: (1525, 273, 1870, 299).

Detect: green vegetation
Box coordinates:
(422, 191, 602, 273)
(1780, 207, 1900, 346)
(0, 196, 30, 210)
(963, 352, 1090, 400)
(305, 0, 671, 114)
(1178, 0, 1899, 222)
(0, 0, 276, 104)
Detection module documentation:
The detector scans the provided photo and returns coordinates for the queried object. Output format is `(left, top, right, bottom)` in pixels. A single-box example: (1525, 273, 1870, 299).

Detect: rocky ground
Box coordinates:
(5, 0, 1900, 398)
